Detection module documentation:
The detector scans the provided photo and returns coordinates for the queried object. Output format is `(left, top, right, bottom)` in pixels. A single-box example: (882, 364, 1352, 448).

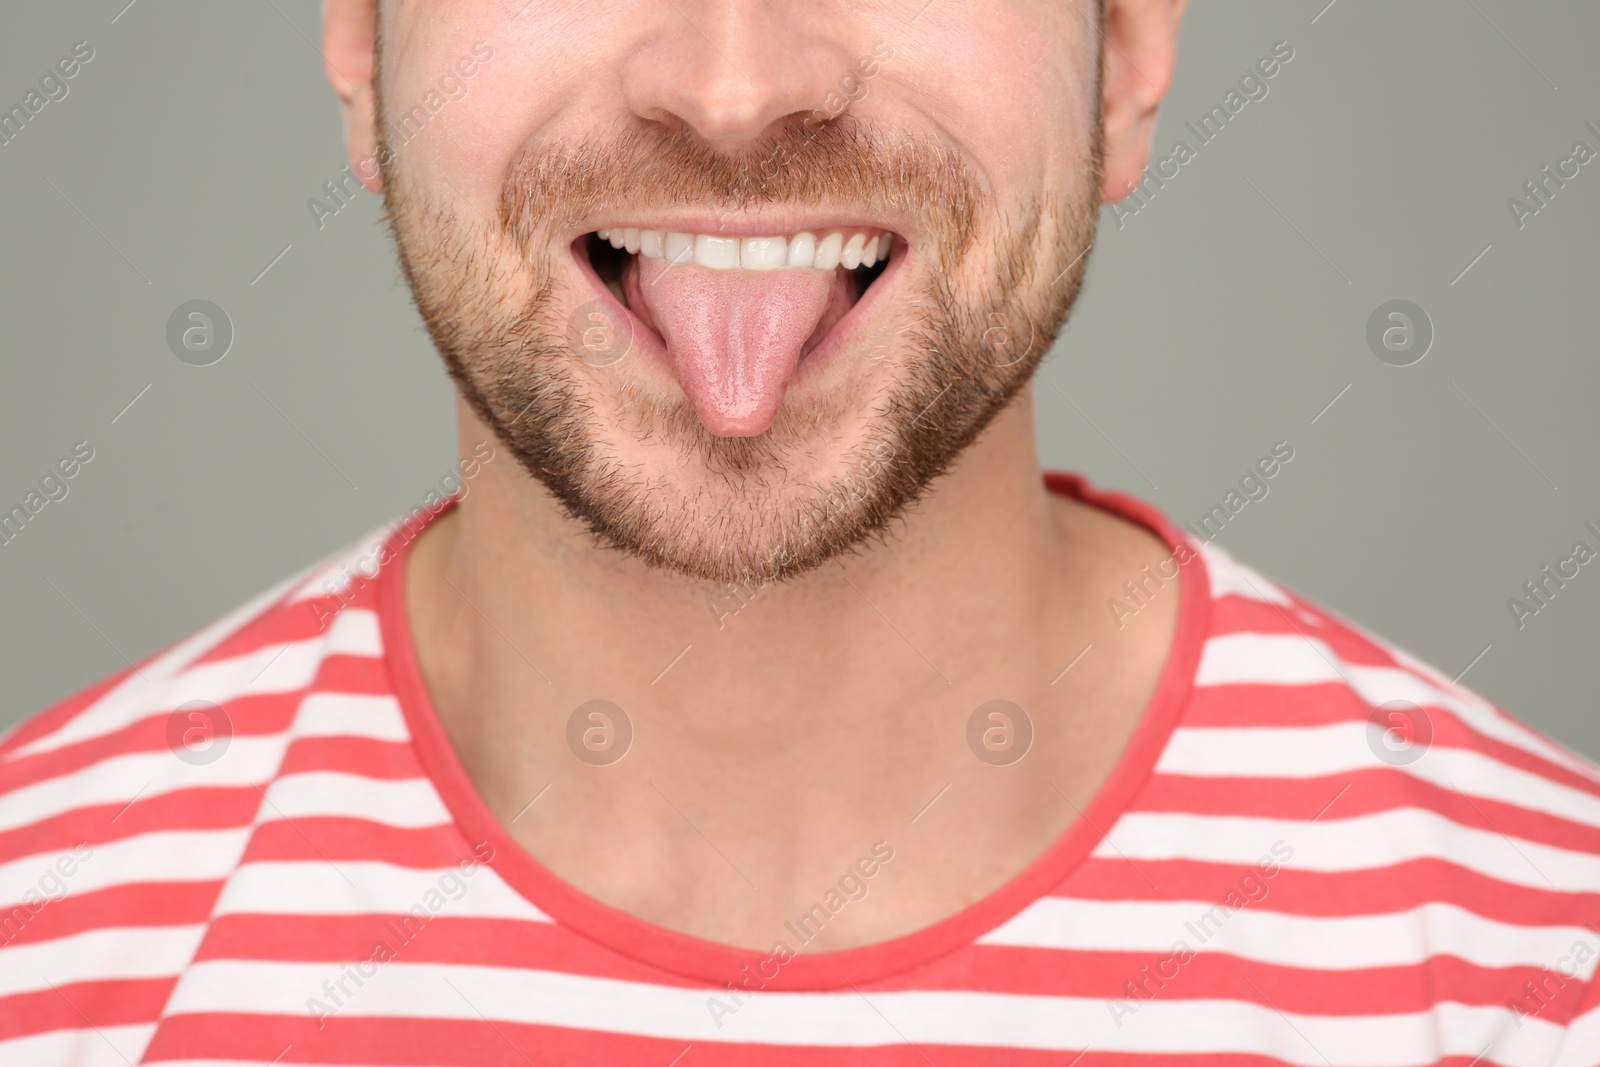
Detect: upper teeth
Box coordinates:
(596, 228, 891, 271)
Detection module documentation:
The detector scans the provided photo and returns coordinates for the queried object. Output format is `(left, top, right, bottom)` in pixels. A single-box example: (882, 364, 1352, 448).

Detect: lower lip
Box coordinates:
(567, 238, 910, 386)
(793, 241, 909, 382)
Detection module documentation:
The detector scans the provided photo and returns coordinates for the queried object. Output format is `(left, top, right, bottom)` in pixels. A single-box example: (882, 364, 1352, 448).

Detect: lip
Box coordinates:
(785, 231, 909, 381)
(572, 210, 916, 242)
(567, 223, 912, 398)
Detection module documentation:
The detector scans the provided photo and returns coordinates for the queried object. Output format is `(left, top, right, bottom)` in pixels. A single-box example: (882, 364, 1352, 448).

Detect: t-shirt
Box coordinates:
(3, 473, 1598, 1066)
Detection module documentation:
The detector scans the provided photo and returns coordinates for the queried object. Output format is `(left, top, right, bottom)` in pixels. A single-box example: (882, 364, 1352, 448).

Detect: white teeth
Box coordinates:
(602, 227, 890, 272)
(814, 232, 843, 271)
(787, 232, 816, 268)
(840, 233, 866, 270)
(741, 236, 787, 270)
(664, 231, 694, 264)
(694, 234, 741, 270)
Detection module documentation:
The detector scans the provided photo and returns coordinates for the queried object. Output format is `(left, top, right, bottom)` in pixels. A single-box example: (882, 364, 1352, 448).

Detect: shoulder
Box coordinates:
(0, 521, 417, 1053)
(1181, 539, 1600, 886)
(0, 524, 399, 935)
(1156, 541, 1600, 1043)
(1194, 539, 1596, 773)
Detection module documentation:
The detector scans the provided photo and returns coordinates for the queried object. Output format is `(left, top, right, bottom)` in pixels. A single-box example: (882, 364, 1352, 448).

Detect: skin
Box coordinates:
(323, 0, 1187, 952)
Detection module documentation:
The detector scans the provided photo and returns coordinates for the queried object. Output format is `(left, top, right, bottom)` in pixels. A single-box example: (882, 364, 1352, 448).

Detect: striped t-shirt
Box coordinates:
(3, 473, 1598, 1065)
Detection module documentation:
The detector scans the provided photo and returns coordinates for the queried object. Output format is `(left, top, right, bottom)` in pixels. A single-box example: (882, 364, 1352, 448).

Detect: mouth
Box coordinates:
(578, 224, 900, 437)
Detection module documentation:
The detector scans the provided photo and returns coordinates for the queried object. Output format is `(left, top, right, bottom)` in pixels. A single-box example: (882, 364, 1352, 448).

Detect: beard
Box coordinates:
(377, 97, 1102, 587)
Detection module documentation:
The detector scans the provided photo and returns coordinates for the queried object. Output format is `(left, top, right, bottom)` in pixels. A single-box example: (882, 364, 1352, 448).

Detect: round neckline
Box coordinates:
(376, 471, 1211, 991)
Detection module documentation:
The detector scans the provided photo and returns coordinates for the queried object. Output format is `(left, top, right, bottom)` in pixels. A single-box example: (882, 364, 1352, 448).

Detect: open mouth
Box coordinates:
(591, 227, 892, 278)
(580, 225, 898, 437)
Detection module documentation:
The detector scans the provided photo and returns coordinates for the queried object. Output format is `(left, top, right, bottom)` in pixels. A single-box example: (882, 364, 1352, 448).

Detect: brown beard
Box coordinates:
(376, 86, 1103, 587)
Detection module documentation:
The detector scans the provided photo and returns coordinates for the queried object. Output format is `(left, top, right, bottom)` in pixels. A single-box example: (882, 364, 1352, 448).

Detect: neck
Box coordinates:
(405, 387, 1180, 950)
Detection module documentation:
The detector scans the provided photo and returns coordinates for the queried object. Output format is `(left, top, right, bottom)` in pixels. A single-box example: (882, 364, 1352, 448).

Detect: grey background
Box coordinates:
(2, 2, 1596, 753)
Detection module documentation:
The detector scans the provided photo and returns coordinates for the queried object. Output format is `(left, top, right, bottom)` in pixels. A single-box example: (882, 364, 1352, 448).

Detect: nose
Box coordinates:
(622, 1, 862, 147)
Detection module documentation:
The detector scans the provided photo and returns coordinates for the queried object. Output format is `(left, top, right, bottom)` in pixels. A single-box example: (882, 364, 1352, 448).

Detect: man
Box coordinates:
(2, 0, 1598, 1062)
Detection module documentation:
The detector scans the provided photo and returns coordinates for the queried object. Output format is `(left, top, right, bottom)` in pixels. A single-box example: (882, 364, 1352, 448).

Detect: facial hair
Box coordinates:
(377, 89, 1103, 587)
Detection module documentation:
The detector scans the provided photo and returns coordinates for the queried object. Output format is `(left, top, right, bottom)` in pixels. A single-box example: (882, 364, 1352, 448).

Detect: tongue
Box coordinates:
(624, 255, 854, 437)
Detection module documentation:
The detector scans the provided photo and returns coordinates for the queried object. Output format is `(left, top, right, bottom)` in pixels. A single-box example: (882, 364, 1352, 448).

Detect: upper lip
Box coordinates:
(576, 211, 909, 243)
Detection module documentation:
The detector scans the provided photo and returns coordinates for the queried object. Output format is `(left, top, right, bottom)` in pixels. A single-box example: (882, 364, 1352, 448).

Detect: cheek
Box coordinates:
(380, 8, 595, 198)
(891, 9, 1090, 195)
(430, 66, 535, 185)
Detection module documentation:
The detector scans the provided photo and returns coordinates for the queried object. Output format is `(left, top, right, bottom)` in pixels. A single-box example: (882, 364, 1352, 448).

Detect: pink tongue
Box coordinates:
(625, 255, 851, 437)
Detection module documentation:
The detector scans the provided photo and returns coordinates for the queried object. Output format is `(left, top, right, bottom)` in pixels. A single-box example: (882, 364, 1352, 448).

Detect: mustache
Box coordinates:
(494, 117, 985, 266)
